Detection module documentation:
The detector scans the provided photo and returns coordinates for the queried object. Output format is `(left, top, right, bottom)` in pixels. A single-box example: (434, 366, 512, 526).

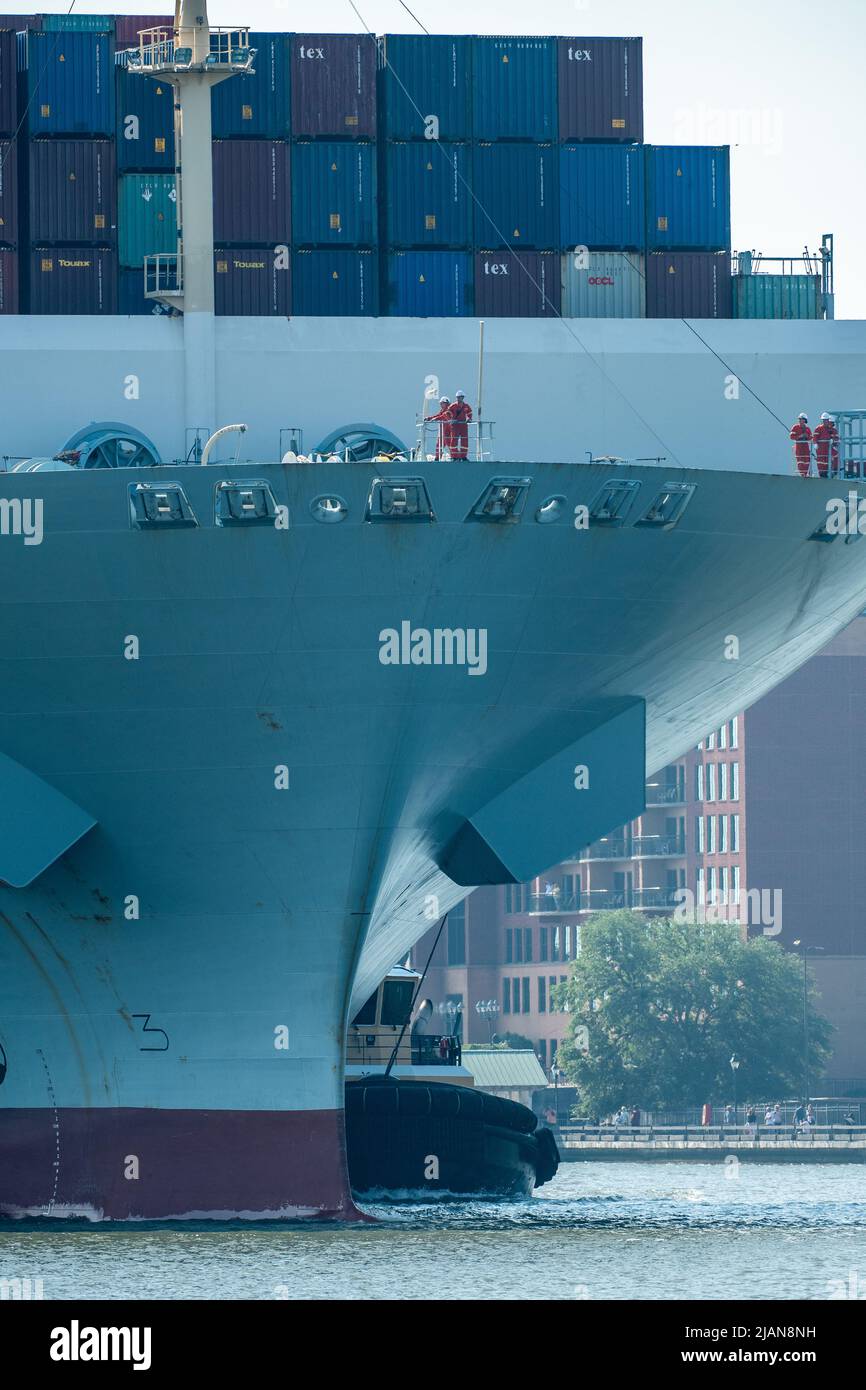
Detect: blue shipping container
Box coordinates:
(116, 60, 175, 171)
(118, 264, 177, 315)
(645, 145, 731, 251)
(387, 250, 473, 316)
(0, 138, 17, 246)
(472, 144, 558, 249)
(211, 33, 291, 139)
(560, 143, 645, 251)
(0, 28, 16, 137)
(118, 172, 176, 268)
(291, 141, 376, 246)
(386, 142, 472, 248)
(380, 34, 472, 141)
(18, 30, 115, 136)
(292, 249, 378, 316)
(472, 36, 557, 140)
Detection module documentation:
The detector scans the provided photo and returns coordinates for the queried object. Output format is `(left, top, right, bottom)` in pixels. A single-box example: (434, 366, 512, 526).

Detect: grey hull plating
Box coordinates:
(1, 457, 865, 1219)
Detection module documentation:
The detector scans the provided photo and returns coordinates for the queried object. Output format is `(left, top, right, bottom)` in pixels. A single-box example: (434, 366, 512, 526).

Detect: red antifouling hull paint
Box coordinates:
(0, 1107, 362, 1220)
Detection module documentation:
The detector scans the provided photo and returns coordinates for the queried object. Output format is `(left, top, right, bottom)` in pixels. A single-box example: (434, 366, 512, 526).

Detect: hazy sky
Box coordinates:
(9, 0, 865, 316)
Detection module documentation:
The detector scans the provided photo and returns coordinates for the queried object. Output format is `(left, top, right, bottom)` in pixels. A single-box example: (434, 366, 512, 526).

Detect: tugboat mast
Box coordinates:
(130, 2, 254, 456)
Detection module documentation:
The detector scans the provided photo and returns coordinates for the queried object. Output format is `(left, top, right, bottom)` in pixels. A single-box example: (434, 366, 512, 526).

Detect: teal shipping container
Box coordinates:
(472, 143, 558, 249)
(41, 14, 114, 32)
(733, 273, 821, 320)
(291, 141, 377, 246)
(385, 142, 472, 247)
(560, 143, 645, 250)
(472, 36, 557, 140)
(118, 173, 177, 268)
(645, 145, 731, 251)
(211, 32, 291, 138)
(387, 250, 473, 316)
(380, 34, 472, 140)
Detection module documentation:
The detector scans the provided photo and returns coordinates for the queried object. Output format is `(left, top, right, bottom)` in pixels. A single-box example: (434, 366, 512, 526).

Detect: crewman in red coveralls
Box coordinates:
(789, 412, 812, 477)
(424, 396, 452, 459)
(813, 412, 840, 479)
(449, 390, 473, 460)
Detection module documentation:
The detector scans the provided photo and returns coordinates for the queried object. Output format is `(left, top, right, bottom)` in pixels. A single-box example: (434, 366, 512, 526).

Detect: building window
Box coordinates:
(707, 730, 716, 750)
(447, 902, 466, 965)
(503, 978, 511, 1014)
(719, 722, 728, 750)
(574, 924, 582, 957)
(522, 978, 530, 1013)
(732, 864, 741, 904)
(539, 926, 548, 962)
(696, 764, 704, 801)
(552, 925, 561, 961)
(707, 815, 716, 854)
(515, 930, 523, 964)
(697, 868, 705, 905)
(731, 814, 740, 852)
(707, 763, 717, 802)
(550, 1039, 558, 1064)
(719, 814, 728, 853)
(720, 761, 729, 802)
(730, 716, 738, 749)
(731, 762, 740, 800)
(524, 927, 533, 963)
(549, 976, 558, 1013)
(707, 866, 716, 902)
(538, 1039, 547, 1068)
(505, 884, 526, 914)
(696, 816, 705, 853)
(513, 977, 522, 1013)
(505, 928, 513, 964)
(719, 865, 728, 902)
(559, 975, 568, 1010)
(538, 976, 547, 1013)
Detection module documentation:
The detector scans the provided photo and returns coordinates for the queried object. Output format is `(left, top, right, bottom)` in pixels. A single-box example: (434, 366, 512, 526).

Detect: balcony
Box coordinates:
(631, 888, 683, 910)
(526, 892, 582, 914)
(585, 889, 632, 910)
(632, 834, 685, 858)
(580, 839, 632, 861)
(645, 783, 686, 806)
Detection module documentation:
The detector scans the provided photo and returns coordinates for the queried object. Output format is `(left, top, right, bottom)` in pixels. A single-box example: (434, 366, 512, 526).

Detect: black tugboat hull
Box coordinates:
(345, 1077, 559, 1200)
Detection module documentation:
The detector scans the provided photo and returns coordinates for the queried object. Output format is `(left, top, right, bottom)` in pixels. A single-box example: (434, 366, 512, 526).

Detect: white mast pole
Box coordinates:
(476, 320, 485, 460)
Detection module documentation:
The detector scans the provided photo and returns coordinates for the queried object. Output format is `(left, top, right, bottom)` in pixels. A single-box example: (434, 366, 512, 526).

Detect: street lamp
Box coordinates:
(474, 998, 500, 1042)
(792, 940, 825, 1106)
(550, 1062, 561, 1126)
(729, 1053, 741, 1124)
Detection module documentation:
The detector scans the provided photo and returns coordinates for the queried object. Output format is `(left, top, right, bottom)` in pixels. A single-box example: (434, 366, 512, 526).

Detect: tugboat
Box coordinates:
(345, 968, 560, 1198)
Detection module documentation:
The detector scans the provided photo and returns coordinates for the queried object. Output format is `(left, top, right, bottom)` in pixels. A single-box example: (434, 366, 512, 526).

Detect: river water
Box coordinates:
(1, 1162, 863, 1300)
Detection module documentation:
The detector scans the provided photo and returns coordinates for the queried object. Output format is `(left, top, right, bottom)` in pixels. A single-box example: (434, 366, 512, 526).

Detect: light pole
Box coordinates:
(729, 1052, 741, 1124)
(550, 1062, 561, 1126)
(474, 998, 500, 1042)
(792, 940, 824, 1105)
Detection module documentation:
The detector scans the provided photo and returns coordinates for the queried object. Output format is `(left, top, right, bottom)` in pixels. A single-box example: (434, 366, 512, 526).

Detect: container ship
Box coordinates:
(0, 4, 865, 1220)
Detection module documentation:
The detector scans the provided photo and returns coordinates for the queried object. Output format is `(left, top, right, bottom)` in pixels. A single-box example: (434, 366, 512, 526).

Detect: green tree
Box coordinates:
(556, 911, 833, 1115)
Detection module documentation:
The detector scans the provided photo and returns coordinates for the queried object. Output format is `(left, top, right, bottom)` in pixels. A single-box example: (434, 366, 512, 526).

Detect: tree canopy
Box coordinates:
(556, 911, 832, 1115)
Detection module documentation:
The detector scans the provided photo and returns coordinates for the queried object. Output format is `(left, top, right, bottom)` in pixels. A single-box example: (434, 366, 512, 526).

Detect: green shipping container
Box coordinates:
(41, 15, 115, 32)
(118, 173, 177, 269)
(733, 273, 821, 320)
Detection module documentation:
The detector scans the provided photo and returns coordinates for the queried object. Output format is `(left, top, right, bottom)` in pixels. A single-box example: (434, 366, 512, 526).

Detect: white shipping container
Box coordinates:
(562, 251, 645, 318)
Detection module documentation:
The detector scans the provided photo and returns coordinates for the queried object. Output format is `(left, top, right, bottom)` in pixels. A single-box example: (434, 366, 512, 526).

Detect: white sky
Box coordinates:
(7, 0, 865, 316)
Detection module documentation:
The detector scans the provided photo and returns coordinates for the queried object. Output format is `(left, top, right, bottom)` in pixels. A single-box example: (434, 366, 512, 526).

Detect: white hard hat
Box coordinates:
(440, 395, 450, 402)
(455, 389, 465, 397)
(821, 412, 830, 420)
(828, 415, 836, 423)
(798, 412, 808, 419)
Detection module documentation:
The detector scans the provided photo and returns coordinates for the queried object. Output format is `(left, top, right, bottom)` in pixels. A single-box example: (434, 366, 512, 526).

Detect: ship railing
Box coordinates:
(526, 893, 582, 914)
(580, 839, 631, 860)
(559, 1123, 866, 1147)
(413, 417, 495, 463)
(144, 253, 183, 300)
(645, 783, 686, 805)
(130, 26, 253, 74)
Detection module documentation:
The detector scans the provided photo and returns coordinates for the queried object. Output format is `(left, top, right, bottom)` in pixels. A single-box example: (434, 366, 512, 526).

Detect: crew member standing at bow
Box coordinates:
(425, 396, 452, 459)
(449, 390, 473, 460)
(789, 412, 813, 477)
(813, 412, 840, 479)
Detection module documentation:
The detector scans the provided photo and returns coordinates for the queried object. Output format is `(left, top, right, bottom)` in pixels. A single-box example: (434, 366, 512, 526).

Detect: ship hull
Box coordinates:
(2, 459, 866, 1219)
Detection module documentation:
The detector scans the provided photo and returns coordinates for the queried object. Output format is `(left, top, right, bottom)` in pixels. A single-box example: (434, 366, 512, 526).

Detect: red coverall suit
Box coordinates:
(425, 406, 452, 459)
(813, 421, 840, 479)
(449, 399, 473, 460)
(790, 420, 813, 477)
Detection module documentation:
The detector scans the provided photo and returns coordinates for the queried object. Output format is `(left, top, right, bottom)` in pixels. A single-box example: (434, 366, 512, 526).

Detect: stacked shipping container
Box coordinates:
(0, 28, 17, 311)
(0, 20, 814, 321)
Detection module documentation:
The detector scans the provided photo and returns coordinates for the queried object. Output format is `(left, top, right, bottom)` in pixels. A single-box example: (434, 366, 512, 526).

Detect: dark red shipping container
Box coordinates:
(646, 251, 732, 319)
(115, 14, 174, 49)
(212, 139, 290, 245)
(0, 138, 17, 245)
(558, 37, 643, 141)
(29, 139, 116, 243)
(0, 247, 18, 312)
(0, 28, 16, 136)
(474, 250, 561, 317)
(29, 246, 118, 313)
(214, 248, 290, 316)
(291, 33, 376, 138)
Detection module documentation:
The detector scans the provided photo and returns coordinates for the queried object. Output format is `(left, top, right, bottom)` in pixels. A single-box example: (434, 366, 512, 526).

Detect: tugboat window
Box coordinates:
(381, 979, 415, 1026)
(351, 992, 378, 1026)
